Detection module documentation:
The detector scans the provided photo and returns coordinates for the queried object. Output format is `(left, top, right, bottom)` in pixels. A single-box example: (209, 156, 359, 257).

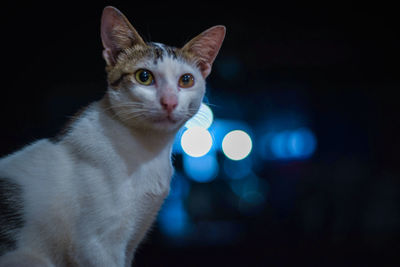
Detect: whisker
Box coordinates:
(119, 112, 148, 122)
(204, 102, 220, 108)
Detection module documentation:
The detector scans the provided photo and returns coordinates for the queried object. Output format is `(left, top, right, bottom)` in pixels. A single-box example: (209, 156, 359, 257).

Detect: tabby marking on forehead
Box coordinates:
(149, 42, 178, 63)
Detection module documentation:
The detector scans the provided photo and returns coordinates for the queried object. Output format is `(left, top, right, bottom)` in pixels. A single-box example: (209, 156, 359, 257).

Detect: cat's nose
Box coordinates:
(160, 95, 178, 113)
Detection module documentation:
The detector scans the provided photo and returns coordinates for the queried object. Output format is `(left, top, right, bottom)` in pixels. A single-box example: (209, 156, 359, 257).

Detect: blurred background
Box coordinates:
(1, 1, 399, 266)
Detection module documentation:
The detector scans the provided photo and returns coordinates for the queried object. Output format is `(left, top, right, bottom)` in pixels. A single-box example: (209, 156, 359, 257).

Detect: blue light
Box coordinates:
(172, 128, 185, 154)
(264, 127, 317, 160)
(258, 133, 274, 160)
(271, 131, 291, 159)
(158, 199, 189, 237)
(184, 103, 214, 129)
(229, 174, 261, 198)
(223, 157, 252, 180)
(288, 128, 317, 158)
(169, 173, 190, 200)
(209, 119, 253, 152)
(183, 151, 219, 183)
(228, 174, 269, 214)
(238, 191, 266, 214)
(241, 191, 265, 205)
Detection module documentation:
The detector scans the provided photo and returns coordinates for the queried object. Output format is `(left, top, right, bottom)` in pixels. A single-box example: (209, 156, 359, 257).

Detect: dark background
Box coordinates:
(1, 1, 399, 266)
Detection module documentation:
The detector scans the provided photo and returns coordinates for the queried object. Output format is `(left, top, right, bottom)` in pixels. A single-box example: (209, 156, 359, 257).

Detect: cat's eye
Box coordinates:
(135, 69, 154, 86)
(178, 73, 195, 88)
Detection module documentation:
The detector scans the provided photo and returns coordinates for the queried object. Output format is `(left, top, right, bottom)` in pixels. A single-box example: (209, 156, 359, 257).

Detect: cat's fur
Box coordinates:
(0, 6, 225, 267)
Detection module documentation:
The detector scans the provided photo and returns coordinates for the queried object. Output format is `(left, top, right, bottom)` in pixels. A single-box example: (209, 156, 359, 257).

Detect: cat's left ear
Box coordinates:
(182, 25, 226, 78)
(101, 6, 146, 66)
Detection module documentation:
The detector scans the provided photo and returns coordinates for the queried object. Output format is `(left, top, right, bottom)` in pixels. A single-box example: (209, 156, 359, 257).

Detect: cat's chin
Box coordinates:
(150, 115, 184, 132)
(120, 113, 184, 133)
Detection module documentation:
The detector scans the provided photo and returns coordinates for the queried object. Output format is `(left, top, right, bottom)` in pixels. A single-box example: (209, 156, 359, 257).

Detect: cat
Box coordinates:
(0, 6, 225, 267)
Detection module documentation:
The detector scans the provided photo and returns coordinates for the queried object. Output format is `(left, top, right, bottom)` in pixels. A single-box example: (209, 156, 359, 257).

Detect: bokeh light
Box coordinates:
(184, 103, 213, 129)
(270, 131, 291, 159)
(270, 127, 317, 159)
(181, 127, 213, 157)
(183, 152, 219, 183)
(158, 199, 190, 237)
(287, 128, 317, 158)
(223, 157, 252, 180)
(222, 130, 253, 160)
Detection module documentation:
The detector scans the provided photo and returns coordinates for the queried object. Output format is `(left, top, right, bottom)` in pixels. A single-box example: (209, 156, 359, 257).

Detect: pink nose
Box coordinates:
(160, 95, 178, 113)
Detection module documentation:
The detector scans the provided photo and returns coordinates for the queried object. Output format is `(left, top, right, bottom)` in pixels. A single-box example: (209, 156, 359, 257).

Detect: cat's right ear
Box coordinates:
(101, 6, 146, 66)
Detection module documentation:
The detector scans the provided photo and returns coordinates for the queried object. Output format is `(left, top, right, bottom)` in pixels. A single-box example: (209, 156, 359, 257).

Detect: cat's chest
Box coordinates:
(95, 156, 172, 225)
(79, 155, 173, 255)
(122, 154, 173, 198)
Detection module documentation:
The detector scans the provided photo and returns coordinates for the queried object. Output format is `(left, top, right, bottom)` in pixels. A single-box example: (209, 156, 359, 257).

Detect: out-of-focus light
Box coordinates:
(209, 119, 253, 151)
(158, 199, 189, 237)
(222, 130, 252, 161)
(228, 174, 268, 214)
(183, 152, 219, 183)
(229, 174, 260, 198)
(181, 127, 213, 157)
(241, 191, 265, 205)
(184, 103, 213, 129)
(223, 157, 252, 180)
(169, 173, 190, 200)
(288, 128, 317, 158)
(172, 128, 185, 154)
(238, 191, 266, 214)
(269, 127, 317, 160)
(271, 131, 291, 159)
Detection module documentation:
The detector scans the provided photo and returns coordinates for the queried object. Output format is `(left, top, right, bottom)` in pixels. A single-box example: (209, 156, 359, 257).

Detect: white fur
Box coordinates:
(109, 54, 205, 132)
(0, 55, 205, 266)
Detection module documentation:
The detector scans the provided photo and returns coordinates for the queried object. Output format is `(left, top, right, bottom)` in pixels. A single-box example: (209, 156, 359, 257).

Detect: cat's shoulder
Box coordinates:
(0, 139, 54, 162)
(0, 139, 66, 175)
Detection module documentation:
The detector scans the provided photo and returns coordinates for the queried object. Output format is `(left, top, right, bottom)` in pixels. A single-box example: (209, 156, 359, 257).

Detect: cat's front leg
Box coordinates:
(75, 238, 126, 267)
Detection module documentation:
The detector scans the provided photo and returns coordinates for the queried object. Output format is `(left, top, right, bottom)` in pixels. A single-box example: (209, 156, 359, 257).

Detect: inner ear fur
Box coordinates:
(101, 6, 146, 66)
(182, 25, 226, 78)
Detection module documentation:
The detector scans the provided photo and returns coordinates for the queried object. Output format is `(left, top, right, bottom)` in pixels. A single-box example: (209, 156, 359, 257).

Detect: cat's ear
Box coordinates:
(101, 6, 146, 66)
(182, 25, 226, 78)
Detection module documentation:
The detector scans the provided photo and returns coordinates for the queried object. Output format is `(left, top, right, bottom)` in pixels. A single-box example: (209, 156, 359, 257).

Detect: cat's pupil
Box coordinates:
(181, 75, 191, 84)
(139, 71, 150, 82)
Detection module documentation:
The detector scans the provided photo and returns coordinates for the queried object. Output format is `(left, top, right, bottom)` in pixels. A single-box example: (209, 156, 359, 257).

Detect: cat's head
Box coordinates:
(101, 6, 225, 133)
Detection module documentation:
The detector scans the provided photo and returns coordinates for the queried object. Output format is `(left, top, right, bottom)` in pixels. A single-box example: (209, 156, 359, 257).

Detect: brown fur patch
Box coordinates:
(106, 44, 152, 88)
(105, 43, 198, 89)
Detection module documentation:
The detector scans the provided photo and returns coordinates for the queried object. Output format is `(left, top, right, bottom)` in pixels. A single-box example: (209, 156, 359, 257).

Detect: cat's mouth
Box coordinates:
(152, 114, 179, 124)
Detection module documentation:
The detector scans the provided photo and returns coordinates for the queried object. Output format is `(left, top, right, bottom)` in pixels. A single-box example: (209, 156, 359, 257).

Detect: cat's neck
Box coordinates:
(98, 95, 176, 158)
(59, 96, 177, 172)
